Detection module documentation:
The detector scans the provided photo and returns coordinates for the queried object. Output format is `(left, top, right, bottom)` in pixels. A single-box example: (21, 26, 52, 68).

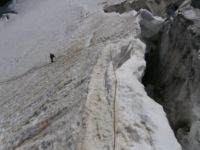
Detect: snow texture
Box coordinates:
(0, 0, 181, 149)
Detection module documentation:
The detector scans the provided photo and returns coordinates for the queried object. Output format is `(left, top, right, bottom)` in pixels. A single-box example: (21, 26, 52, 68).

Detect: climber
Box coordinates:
(50, 53, 55, 63)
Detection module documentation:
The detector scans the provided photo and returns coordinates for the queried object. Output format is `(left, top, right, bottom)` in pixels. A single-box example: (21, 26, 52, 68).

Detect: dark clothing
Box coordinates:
(50, 53, 55, 63)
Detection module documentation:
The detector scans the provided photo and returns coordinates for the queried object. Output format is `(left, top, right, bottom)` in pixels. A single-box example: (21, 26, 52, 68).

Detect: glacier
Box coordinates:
(0, 0, 182, 150)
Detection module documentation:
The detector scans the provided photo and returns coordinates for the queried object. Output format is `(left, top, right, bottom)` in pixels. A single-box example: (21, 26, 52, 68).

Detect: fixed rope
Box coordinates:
(109, 45, 118, 150)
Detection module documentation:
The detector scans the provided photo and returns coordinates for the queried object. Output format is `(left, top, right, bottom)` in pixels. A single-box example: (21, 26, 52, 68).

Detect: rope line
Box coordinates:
(109, 45, 117, 150)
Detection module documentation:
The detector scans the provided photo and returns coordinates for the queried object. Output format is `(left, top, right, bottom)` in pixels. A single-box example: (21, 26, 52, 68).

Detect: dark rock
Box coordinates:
(191, 0, 200, 8)
(0, 0, 16, 19)
(0, 0, 10, 6)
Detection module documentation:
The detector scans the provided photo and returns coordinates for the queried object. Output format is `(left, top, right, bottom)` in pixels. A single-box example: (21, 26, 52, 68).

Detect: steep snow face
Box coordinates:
(0, 0, 181, 150)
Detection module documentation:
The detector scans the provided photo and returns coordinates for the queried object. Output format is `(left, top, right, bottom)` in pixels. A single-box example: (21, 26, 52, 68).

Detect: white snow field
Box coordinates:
(0, 0, 102, 81)
(0, 0, 182, 150)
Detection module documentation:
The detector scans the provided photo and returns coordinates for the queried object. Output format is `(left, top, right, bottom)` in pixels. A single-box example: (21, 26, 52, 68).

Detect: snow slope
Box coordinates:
(0, 0, 102, 81)
(0, 0, 181, 150)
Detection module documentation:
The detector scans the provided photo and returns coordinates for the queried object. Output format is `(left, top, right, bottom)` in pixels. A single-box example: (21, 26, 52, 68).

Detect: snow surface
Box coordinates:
(0, 0, 103, 81)
(0, 0, 182, 149)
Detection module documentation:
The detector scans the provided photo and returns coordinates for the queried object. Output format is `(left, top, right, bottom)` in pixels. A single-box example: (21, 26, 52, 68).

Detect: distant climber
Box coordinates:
(50, 53, 55, 63)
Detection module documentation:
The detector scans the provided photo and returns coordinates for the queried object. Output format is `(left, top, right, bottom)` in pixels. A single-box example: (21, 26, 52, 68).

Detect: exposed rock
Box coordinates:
(0, 0, 10, 6)
(191, 0, 200, 8)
